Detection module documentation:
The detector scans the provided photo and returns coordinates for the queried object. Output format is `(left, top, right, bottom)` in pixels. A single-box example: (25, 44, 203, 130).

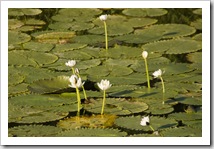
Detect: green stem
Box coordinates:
(104, 21, 108, 51)
(71, 67, 75, 75)
(101, 90, 106, 115)
(160, 76, 165, 94)
(144, 59, 150, 89)
(76, 87, 81, 117)
(149, 125, 155, 132)
(76, 73, 87, 100)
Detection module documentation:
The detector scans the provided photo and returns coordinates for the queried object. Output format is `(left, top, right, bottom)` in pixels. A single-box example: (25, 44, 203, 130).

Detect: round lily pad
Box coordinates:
(142, 38, 201, 54)
(122, 8, 168, 17)
(53, 43, 87, 52)
(174, 95, 202, 106)
(72, 35, 113, 45)
(9, 83, 29, 97)
(186, 52, 201, 63)
(191, 19, 202, 30)
(57, 128, 127, 137)
(168, 112, 202, 121)
(9, 19, 24, 30)
(114, 116, 177, 131)
(9, 125, 62, 137)
(9, 31, 31, 45)
(25, 18, 46, 25)
(8, 73, 25, 86)
(23, 41, 54, 52)
(20, 8, 42, 16)
(84, 98, 148, 115)
(28, 76, 71, 94)
(161, 126, 201, 137)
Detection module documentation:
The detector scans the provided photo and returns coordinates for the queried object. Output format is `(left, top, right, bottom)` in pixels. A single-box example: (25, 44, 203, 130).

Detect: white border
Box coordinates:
(1, 0, 210, 145)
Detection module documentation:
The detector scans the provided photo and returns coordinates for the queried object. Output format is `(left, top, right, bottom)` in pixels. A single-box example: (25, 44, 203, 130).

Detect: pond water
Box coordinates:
(8, 8, 202, 137)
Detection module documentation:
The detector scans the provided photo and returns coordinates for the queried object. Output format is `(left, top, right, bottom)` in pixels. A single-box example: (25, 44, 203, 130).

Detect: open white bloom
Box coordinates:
(140, 116, 150, 126)
(153, 69, 163, 78)
(97, 79, 112, 91)
(142, 51, 148, 59)
(69, 75, 84, 88)
(99, 14, 107, 21)
(65, 60, 76, 67)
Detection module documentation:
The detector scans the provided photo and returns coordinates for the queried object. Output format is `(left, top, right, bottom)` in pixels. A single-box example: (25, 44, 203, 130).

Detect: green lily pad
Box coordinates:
(14, 26, 43, 32)
(142, 38, 201, 54)
(49, 21, 94, 31)
(124, 18, 158, 28)
(57, 115, 117, 129)
(144, 102, 174, 115)
(168, 112, 202, 121)
(53, 43, 87, 52)
(57, 128, 127, 137)
(192, 33, 202, 41)
(86, 65, 133, 77)
(9, 83, 29, 97)
(9, 125, 62, 137)
(76, 59, 101, 70)
(174, 95, 202, 106)
(136, 24, 196, 39)
(25, 18, 46, 25)
(84, 98, 148, 115)
(23, 41, 54, 52)
(72, 35, 113, 45)
(9, 19, 24, 30)
(8, 8, 42, 16)
(114, 116, 177, 131)
(187, 52, 202, 63)
(9, 50, 58, 66)
(191, 19, 202, 30)
(122, 8, 168, 17)
(54, 50, 92, 60)
(9, 31, 31, 45)
(161, 126, 201, 137)
(104, 59, 138, 67)
(183, 120, 202, 129)
(8, 73, 25, 86)
(28, 76, 71, 94)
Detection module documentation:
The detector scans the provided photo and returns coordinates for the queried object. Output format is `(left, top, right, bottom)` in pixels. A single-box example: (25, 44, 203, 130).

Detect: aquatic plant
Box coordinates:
(142, 51, 150, 89)
(99, 14, 108, 51)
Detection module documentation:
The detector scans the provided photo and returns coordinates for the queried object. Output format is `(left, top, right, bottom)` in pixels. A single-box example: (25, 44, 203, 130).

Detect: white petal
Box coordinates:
(142, 51, 148, 59)
(99, 14, 107, 21)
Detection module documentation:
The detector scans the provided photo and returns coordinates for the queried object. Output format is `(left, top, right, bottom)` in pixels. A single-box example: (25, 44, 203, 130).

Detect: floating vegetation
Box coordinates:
(8, 8, 202, 137)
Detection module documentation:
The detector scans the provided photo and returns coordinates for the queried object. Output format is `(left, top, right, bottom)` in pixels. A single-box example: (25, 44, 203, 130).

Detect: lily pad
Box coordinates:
(9, 50, 58, 66)
(161, 126, 201, 137)
(168, 112, 202, 121)
(9, 31, 31, 45)
(142, 38, 201, 54)
(54, 50, 92, 60)
(9, 83, 29, 97)
(8, 19, 24, 30)
(28, 76, 71, 94)
(53, 43, 87, 52)
(23, 41, 54, 52)
(57, 128, 127, 137)
(191, 19, 202, 30)
(174, 95, 202, 106)
(9, 125, 62, 137)
(124, 18, 158, 28)
(122, 8, 168, 17)
(57, 115, 117, 129)
(8, 8, 42, 16)
(114, 116, 177, 131)
(72, 35, 113, 45)
(25, 18, 46, 25)
(8, 73, 25, 86)
(84, 98, 148, 115)
(187, 52, 202, 63)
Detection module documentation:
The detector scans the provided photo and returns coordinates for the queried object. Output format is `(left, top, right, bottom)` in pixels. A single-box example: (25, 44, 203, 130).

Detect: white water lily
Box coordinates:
(99, 14, 107, 21)
(140, 116, 150, 126)
(69, 75, 84, 88)
(142, 51, 148, 59)
(153, 69, 163, 78)
(65, 60, 76, 67)
(97, 79, 112, 91)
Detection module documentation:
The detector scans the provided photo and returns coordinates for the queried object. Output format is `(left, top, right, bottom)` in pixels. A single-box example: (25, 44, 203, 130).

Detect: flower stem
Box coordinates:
(149, 125, 155, 132)
(71, 67, 75, 75)
(160, 76, 165, 93)
(104, 21, 108, 51)
(101, 90, 106, 115)
(75, 87, 81, 117)
(76, 73, 87, 100)
(144, 58, 150, 89)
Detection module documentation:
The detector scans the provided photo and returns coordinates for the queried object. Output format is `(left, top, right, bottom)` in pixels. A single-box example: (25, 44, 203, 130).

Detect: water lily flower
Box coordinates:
(69, 75, 84, 88)
(140, 116, 155, 131)
(97, 79, 112, 91)
(153, 69, 163, 78)
(97, 79, 112, 115)
(142, 51, 148, 59)
(99, 14, 107, 21)
(140, 116, 150, 126)
(153, 69, 165, 95)
(65, 60, 76, 67)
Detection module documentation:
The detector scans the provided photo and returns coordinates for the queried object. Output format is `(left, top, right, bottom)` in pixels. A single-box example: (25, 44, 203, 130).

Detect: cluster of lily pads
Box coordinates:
(8, 8, 202, 137)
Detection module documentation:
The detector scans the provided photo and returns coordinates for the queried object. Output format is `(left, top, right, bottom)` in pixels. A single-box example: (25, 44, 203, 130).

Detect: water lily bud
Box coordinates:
(69, 75, 83, 88)
(142, 51, 148, 59)
(75, 68, 79, 74)
(99, 14, 107, 21)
